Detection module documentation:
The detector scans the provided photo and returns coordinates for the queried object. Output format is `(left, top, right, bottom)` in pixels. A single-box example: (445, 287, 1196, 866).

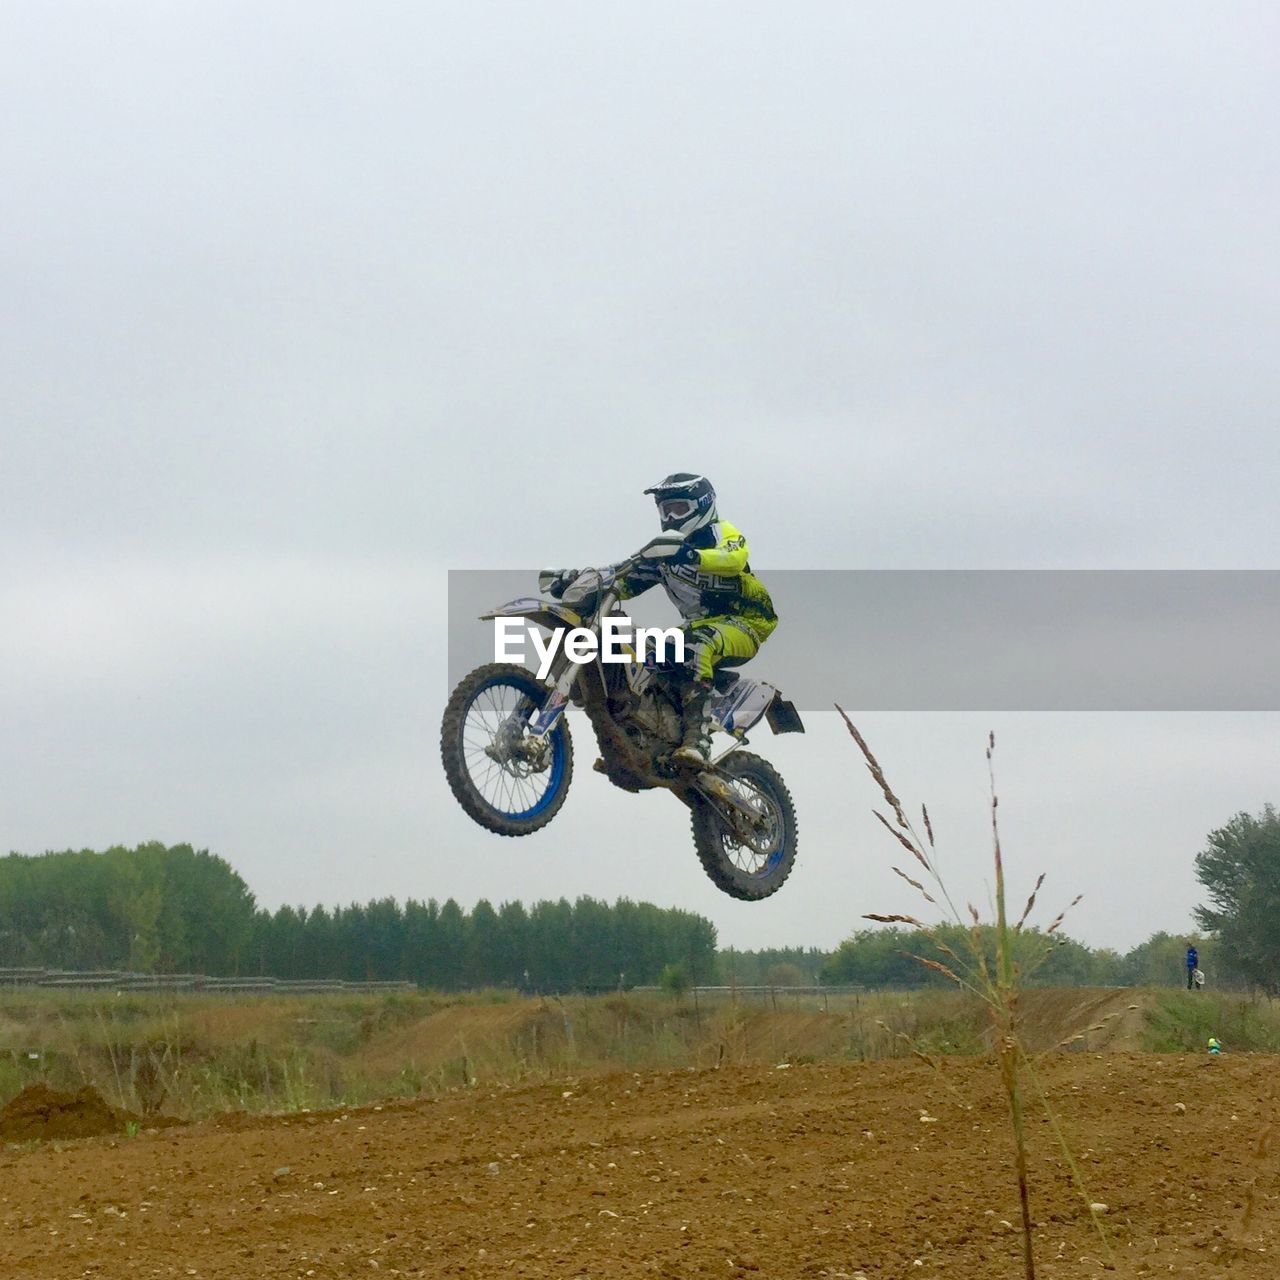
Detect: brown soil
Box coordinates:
(0, 1082, 138, 1142)
(1, 1052, 1275, 1279)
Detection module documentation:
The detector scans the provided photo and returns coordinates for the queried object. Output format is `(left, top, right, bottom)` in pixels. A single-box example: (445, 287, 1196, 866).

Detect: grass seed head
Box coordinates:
(891, 866, 937, 905)
(1045, 895, 1084, 935)
(1015, 873, 1047, 932)
(863, 912, 930, 930)
(909, 954, 964, 986)
(874, 811, 927, 865)
(836, 705, 912, 831)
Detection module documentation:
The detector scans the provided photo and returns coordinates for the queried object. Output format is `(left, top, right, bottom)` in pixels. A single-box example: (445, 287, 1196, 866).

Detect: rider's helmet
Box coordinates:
(643, 473, 717, 537)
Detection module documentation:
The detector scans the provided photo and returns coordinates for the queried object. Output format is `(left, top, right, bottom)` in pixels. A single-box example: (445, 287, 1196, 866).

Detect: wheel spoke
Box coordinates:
(454, 677, 565, 816)
(713, 770, 782, 876)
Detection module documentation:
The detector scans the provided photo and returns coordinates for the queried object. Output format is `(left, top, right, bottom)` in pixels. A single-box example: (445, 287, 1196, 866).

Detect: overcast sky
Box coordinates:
(4, 3, 1278, 956)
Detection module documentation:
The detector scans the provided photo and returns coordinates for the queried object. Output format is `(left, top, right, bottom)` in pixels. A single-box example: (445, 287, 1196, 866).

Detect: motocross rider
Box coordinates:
(550, 473, 777, 766)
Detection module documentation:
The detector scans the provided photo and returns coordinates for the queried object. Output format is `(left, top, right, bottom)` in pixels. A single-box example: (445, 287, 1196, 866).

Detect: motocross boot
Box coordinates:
(673, 680, 715, 767)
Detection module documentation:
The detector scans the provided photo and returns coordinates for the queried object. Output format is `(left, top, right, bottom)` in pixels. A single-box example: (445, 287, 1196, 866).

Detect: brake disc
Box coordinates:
(485, 715, 551, 772)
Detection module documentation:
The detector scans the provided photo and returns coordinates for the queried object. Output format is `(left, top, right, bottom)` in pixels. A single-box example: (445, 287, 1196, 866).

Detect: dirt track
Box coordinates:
(1, 1051, 1276, 1280)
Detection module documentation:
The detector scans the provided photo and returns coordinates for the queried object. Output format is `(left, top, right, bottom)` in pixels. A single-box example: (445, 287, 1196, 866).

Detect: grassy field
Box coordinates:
(2, 984, 1275, 1122)
(1142, 986, 1280, 1052)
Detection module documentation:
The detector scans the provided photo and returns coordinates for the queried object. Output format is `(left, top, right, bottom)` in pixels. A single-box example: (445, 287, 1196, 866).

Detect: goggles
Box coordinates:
(658, 497, 696, 520)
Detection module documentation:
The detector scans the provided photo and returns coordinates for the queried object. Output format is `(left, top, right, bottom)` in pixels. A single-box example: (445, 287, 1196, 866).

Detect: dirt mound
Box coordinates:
(0, 1082, 136, 1142)
(359, 997, 566, 1077)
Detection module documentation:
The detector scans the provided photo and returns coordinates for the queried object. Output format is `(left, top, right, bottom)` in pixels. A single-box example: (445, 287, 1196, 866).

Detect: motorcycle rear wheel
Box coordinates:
(441, 663, 574, 836)
(690, 751, 797, 900)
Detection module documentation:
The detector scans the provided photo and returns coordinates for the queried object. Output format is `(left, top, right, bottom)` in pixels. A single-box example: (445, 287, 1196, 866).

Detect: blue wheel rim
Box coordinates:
(462, 675, 567, 821)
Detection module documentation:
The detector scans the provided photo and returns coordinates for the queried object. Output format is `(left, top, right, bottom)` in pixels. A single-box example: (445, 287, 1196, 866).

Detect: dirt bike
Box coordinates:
(440, 538, 805, 900)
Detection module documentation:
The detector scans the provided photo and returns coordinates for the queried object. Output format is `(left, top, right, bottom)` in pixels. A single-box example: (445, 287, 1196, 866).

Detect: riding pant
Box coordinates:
(681, 613, 777, 682)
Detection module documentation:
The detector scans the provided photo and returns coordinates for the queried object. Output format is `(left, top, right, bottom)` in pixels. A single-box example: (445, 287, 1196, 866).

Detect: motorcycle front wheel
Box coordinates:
(441, 663, 574, 836)
(690, 752, 797, 900)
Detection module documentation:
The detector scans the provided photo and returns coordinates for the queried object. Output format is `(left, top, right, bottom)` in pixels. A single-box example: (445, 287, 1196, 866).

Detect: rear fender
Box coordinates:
(765, 694, 805, 735)
(708, 679, 805, 736)
(708, 679, 775, 735)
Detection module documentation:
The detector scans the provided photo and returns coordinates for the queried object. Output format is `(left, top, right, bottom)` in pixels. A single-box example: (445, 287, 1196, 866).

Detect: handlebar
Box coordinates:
(545, 537, 684, 607)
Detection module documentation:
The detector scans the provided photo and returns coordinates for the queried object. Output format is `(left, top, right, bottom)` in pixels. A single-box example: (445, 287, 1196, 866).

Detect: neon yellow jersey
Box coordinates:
(615, 519, 776, 625)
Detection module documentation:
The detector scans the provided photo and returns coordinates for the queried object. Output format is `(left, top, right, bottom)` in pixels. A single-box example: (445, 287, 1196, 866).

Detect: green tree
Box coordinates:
(299, 905, 337, 979)
(263, 906, 307, 977)
(679, 911, 718, 984)
(0, 843, 254, 974)
(718, 946, 829, 985)
(1120, 930, 1212, 988)
(435, 899, 469, 990)
(363, 898, 405, 980)
(659, 961, 690, 998)
(570, 896, 615, 988)
(527, 898, 573, 990)
(1194, 805, 1280, 994)
(467, 899, 504, 987)
(764, 962, 806, 987)
(822, 928, 931, 987)
(821, 924, 1104, 990)
(495, 900, 529, 986)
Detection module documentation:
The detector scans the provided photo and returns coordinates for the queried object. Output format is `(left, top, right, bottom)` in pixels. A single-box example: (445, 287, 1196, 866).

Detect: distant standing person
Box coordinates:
(1186, 944, 1199, 991)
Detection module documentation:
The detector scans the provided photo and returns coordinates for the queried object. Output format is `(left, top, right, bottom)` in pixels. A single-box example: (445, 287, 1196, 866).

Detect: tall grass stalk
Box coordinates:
(837, 708, 1114, 1276)
(988, 736, 1035, 1280)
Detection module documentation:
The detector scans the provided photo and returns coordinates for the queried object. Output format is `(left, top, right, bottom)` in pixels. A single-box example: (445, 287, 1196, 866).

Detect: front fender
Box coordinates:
(480, 597, 583, 630)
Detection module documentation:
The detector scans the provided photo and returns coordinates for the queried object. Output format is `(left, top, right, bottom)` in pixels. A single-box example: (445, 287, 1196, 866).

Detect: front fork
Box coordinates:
(526, 658, 578, 737)
(523, 591, 626, 740)
(481, 654, 582, 774)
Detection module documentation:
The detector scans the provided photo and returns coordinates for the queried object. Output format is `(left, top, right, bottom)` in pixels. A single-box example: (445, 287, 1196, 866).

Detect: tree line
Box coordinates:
(0, 844, 716, 989)
(4, 802, 1277, 993)
(787, 800, 1280, 993)
(811, 926, 1240, 990)
(755, 802, 1280, 993)
(255, 894, 717, 989)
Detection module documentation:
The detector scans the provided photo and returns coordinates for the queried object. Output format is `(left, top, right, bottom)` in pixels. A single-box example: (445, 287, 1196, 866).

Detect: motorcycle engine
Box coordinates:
(630, 690, 681, 744)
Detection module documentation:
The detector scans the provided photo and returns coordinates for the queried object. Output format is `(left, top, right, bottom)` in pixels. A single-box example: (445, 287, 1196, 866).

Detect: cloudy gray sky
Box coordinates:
(4, 3, 1278, 955)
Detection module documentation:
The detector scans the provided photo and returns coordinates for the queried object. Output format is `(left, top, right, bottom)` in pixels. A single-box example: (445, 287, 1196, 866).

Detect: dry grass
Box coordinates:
(836, 708, 1115, 1277)
(0, 984, 1003, 1121)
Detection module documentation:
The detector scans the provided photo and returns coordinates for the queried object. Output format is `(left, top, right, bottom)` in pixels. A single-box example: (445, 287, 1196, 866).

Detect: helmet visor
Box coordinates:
(658, 497, 696, 521)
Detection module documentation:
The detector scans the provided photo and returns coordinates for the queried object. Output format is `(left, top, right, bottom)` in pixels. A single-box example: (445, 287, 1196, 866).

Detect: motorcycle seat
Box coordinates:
(712, 668, 742, 692)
